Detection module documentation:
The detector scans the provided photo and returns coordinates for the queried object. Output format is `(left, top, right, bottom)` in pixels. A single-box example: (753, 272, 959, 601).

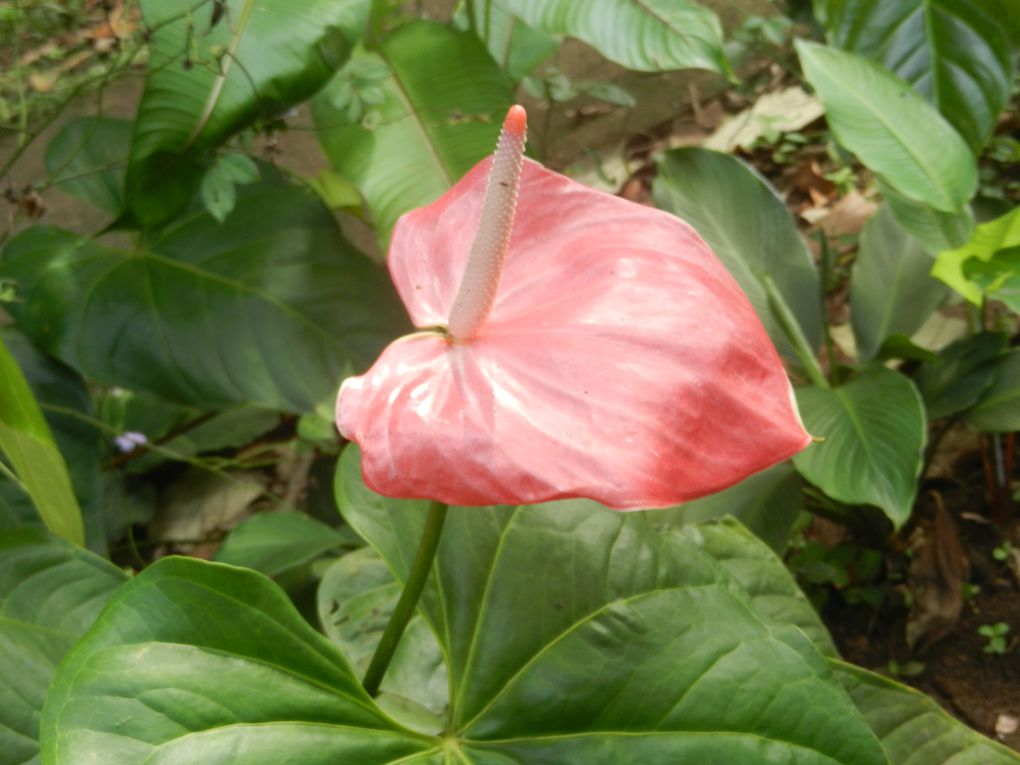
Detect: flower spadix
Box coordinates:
(338, 106, 810, 510)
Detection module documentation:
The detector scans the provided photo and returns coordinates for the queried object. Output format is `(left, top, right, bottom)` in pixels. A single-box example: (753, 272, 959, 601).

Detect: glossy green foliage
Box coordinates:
(818, 0, 1015, 150)
(794, 367, 926, 528)
(653, 148, 822, 363)
(459, 0, 560, 81)
(688, 519, 1020, 764)
(915, 332, 1009, 419)
(500, 0, 729, 74)
(127, 0, 368, 225)
(1, 171, 407, 414)
(0, 529, 127, 765)
(44, 117, 132, 217)
(878, 179, 974, 254)
(0, 337, 84, 545)
(850, 206, 948, 360)
(313, 21, 514, 249)
(796, 41, 976, 213)
(335, 448, 887, 763)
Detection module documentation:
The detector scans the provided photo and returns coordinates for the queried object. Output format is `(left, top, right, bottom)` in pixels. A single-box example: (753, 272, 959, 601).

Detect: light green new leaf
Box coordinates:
(818, 0, 1015, 151)
(0, 529, 127, 765)
(794, 367, 925, 528)
(796, 40, 976, 213)
(335, 447, 887, 763)
(654, 148, 822, 362)
(500, 0, 729, 74)
(964, 350, 1020, 433)
(127, 0, 369, 225)
(199, 153, 260, 222)
(215, 511, 355, 577)
(40, 557, 431, 765)
(1, 172, 407, 413)
(0, 337, 84, 545)
(833, 661, 1020, 764)
(932, 205, 1020, 306)
(44, 117, 132, 217)
(851, 205, 948, 360)
(313, 21, 514, 249)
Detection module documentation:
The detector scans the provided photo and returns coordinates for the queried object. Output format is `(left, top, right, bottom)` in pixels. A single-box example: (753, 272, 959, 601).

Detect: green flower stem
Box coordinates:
(362, 499, 449, 697)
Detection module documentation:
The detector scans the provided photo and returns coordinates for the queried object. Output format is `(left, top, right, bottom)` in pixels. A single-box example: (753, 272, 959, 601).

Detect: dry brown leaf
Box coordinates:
(815, 190, 878, 238)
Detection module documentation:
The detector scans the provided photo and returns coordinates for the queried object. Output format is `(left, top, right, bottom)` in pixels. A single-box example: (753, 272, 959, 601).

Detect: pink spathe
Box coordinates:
(337, 127, 810, 510)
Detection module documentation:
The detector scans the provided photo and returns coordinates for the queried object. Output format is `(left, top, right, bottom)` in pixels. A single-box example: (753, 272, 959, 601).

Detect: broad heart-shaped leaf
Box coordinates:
(1, 171, 407, 414)
(44, 117, 131, 217)
(0, 529, 127, 765)
(40, 557, 431, 765)
(649, 463, 805, 555)
(127, 0, 368, 226)
(914, 331, 1008, 419)
(336, 447, 887, 764)
(0, 335, 84, 546)
(833, 661, 1020, 765)
(679, 518, 1020, 764)
(794, 367, 926, 528)
(500, 0, 729, 74)
(818, 0, 1015, 151)
(965, 350, 1020, 433)
(796, 40, 976, 213)
(850, 205, 948, 361)
(654, 147, 822, 363)
(313, 21, 514, 249)
(0, 329, 104, 552)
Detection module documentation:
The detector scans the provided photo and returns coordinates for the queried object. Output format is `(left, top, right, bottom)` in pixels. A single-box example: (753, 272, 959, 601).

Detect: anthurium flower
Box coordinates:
(338, 106, 809, 510)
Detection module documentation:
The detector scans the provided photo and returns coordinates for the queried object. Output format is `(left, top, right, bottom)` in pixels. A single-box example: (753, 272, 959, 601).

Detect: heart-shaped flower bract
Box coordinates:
(338, 107, 810, 510)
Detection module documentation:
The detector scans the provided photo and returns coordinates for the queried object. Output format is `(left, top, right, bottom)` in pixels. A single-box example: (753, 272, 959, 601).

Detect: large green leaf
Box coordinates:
(335, 447, 887, 763)
(796, 40, 976, 213)
(833, 661, 1020, 764)
(0, 529, 127, 765)
(0, 329, 103, 551)
(651, 463, 805, 555)
(654, 148, 822, 362)
(0, 336, 84, 545)
(313, 21, 514, 249)
(794, 367, 926, 528)
(850, 205, 948, 360)
(681, 518, 1020, 764)
(127, 0, 368, 225)
(44, 117, 132, 217)
(1, 171, 407, 413)
(40, 557, 430, 764)
(818, 0, 1015, 151)
(963, 349, 1020, 433)
(500, 0, 729, 74)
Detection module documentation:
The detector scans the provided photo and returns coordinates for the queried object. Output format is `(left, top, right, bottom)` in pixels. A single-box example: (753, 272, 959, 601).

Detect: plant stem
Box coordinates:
(760, 273, 830, 389)
(362, 500, 449, 697)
